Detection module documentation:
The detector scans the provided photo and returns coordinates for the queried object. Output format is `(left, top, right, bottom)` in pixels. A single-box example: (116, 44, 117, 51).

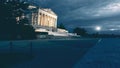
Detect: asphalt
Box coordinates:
(0, 38, 98, 68)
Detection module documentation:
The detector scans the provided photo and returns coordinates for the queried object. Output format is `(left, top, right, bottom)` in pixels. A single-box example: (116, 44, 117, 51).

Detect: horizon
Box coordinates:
(29, 0, 120, 34)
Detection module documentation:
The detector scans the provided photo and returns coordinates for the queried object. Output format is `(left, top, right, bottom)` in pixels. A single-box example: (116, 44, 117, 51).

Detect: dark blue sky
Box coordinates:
(31, 0, 120, 34)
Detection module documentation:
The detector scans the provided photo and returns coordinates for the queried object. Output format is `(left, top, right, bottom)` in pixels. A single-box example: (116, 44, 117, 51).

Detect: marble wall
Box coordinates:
(31, 8, 57, 28)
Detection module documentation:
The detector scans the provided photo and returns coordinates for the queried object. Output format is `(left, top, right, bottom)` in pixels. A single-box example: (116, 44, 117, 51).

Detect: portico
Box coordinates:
(31, 8, 57, 28)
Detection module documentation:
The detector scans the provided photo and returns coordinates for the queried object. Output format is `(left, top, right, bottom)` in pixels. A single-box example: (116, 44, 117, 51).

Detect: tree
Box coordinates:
(19, 17, 29, 25)
(0, 1, 18, 40)
(18, 18, 36, 39)
(58, 23, 66, 29)
(0, 1, 35, 40)
(73, 27, 87, 36)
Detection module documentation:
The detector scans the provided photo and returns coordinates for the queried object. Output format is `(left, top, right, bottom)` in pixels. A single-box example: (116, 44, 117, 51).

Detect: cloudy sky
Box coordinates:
(31, 0, 120, 34)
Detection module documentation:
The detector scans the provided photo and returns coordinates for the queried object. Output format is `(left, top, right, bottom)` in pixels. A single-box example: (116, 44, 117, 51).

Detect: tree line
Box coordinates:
(58, 23, 120, 38)
(0, 0, 36, 40)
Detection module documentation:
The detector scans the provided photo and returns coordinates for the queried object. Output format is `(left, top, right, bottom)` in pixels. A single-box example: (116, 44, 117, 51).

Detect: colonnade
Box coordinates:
(38, 13, 57, 28)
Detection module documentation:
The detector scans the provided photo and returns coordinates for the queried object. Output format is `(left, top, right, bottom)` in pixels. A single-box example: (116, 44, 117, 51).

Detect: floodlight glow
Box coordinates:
(95, 26, 101, 31)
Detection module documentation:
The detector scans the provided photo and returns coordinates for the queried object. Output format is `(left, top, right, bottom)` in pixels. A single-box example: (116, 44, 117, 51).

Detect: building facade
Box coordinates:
(29, 7, 57, 28)
(37, 9, 57, 28)
(27, 5, 77, 37)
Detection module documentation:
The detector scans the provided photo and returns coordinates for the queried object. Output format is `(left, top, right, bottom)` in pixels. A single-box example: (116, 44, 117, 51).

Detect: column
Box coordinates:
(44, 15, 47, 26)
(35, 13, 37, 25)
(46, 15, 48, 27)
(47, 16, 49, 27)
(52, 17, 54, 27)
(37, 13, 40, 25)
(50, 17, 52, 27)
(41, 14, 44, 26)
(55, 18, 57, 28)
(42, 14, 45, 26)
(33, 13, 35, 25)
(48, 16, 50, 27)
(40, 13, 42, 26)
(53, 18, 55, 28)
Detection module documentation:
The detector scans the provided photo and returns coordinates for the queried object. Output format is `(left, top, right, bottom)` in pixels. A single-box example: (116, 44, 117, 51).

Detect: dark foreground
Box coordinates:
(0, 39, 98, 68)
(3, 38, 120, 68)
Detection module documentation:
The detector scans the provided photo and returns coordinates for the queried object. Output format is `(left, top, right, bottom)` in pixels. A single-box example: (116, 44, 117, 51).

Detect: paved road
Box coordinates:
(0, 39, 98, 68)
(7, 39, 98, 68)
(74, 38, 120, 68)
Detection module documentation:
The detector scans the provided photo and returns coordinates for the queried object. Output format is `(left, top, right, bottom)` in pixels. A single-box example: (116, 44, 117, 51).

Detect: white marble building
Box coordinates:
(27, 5, 76, 37)
(27, 5, 67, 36)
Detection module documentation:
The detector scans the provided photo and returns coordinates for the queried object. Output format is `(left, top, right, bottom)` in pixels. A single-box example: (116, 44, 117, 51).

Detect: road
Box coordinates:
(74, 38, 120, 68)
(0, 38, 98, 68)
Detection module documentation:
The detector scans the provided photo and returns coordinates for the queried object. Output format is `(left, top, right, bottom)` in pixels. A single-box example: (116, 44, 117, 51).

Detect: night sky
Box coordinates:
(31, 0, 120, 34)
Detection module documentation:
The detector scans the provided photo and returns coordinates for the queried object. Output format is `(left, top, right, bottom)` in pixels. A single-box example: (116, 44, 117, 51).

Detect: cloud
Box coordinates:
(31, 0, 120, 34)
(62, 0, 120, 20)
(94, 2, 120, 17)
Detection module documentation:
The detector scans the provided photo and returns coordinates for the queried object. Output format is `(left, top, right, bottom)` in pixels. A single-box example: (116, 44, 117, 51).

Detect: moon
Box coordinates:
(95, 26, 101, 31)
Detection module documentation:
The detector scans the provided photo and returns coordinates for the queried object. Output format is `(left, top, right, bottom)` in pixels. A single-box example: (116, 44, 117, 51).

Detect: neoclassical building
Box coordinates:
(26, 6, 71, 37)
(37, 9, 57, 28)
(26, 5, 74, 37)
(28, 6, 57, 28)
